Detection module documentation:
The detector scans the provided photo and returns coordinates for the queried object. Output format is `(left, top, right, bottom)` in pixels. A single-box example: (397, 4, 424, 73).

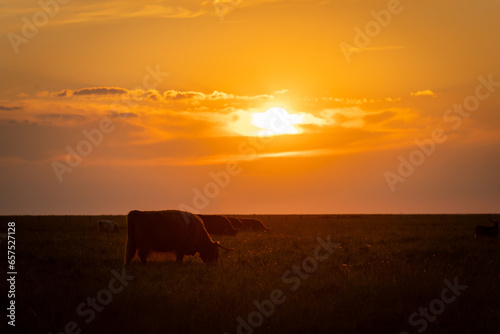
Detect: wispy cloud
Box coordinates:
(1, 0, 344, 32)
(0, 105, 22, 111)
(1, 0, 209, 32)
(341, 45, 409, 54)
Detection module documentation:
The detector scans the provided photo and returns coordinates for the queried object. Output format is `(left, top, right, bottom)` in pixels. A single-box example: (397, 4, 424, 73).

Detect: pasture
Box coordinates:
(2, 214, 499, 333)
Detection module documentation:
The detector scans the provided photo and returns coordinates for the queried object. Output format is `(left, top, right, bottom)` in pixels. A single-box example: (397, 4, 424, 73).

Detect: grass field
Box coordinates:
(2, 214, 499, 333)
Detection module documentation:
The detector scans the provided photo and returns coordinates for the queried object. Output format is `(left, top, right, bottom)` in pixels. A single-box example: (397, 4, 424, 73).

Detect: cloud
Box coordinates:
(0, 105, 22, 111)
(36, 114, 87, 122)
(410, 89, 437, 97)
(49, 87, 130, 98)
(363, 110, 396, 124)
(73, 87, 129, 96)
(319, 107, 365, 128)
(1, 1, 209, 32)
(17, 86, 410, 140)
(56, 90, 70, 97)
(0, 0, 359, 34)
(107, 111, 139, 119)
(273, 89, 289, 95)
(164, 90, 205, 101)
(47, 87, 274, 106)
(11, 86, 284, 144)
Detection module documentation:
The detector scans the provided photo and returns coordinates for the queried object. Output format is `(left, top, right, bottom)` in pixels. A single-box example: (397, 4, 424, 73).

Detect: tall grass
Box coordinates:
(3, 214, 499, 333)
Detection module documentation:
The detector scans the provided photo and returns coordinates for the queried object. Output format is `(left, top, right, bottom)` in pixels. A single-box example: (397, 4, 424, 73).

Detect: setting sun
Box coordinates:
(251, 107, 305, 136)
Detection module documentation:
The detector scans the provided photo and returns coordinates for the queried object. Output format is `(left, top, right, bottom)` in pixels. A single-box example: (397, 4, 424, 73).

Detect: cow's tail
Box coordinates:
(124, 211, 137, 266)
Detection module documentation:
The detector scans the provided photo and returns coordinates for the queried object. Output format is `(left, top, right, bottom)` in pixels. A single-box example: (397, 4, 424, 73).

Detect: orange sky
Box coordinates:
(1, 0, 500, 214)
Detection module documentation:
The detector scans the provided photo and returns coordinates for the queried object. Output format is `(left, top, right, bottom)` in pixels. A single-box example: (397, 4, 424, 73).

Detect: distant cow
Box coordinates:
(238, 218, 269, 232)
(197, 215, 238, 236)
(125, 210, 233, 265)
(475, 217, 499, 238)
(227, 217, 244, 230)
(98, 220, 120, 233)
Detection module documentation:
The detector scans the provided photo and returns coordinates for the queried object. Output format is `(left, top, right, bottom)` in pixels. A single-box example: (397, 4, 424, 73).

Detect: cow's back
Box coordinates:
(128, 210, 200, 254)
(198, 214, 237, 235)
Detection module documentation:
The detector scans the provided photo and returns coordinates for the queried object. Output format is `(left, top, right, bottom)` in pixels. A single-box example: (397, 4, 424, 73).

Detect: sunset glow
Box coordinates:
(4, 2, 500, 333)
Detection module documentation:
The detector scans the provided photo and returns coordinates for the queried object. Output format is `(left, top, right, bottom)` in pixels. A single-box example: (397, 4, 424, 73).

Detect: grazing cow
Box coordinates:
(125, 210, 233, 266)
(475, 217, 499, 238)
(238, 218, 269, 232)
(227, 217, 244, 230)
(98, 220, 120, 233)
(197, 215, 238, 236)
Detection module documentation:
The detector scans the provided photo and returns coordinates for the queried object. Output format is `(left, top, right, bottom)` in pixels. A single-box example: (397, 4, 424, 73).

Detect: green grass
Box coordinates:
(2, 214, 499, 333)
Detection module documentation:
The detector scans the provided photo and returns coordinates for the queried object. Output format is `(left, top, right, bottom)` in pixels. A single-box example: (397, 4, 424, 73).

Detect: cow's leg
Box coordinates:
(124, 239, 137, 266)
(138, 249, 149, 265)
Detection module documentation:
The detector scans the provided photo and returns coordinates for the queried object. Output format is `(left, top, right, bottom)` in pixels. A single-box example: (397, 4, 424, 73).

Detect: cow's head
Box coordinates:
(200, 241, 234, 264)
